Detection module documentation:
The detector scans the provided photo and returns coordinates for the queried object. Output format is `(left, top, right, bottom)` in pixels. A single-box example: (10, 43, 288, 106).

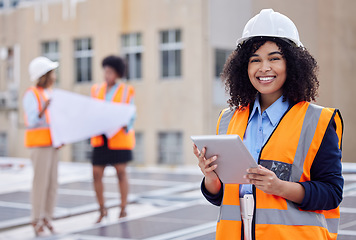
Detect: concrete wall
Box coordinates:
(0, 0, 212, 165)
(0, 0, 354, 164)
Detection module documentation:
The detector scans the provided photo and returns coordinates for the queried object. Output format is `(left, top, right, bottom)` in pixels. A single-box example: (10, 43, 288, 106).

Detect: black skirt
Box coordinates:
(92, 135, 132, 166)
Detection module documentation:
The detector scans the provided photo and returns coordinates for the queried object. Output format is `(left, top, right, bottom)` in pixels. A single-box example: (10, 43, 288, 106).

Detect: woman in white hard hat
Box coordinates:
(194, 9, 343, 240)
(23, 56, 59, 237)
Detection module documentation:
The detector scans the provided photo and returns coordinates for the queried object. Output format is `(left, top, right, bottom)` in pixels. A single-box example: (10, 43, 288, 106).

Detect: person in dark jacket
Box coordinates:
(193, 9, 343, 240)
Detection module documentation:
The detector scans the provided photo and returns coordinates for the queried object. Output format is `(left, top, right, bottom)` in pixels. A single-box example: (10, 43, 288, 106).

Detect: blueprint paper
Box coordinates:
(49, 89, 136, 147)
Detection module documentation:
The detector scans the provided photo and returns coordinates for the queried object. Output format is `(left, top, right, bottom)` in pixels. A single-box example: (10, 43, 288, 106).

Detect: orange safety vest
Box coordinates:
(215, 101, 343, 240)
(90, 82, 135, 150)
(24, 87, 52, 147)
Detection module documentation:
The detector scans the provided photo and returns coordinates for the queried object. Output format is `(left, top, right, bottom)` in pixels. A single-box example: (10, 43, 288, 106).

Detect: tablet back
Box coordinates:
(191, 134, 258, 184)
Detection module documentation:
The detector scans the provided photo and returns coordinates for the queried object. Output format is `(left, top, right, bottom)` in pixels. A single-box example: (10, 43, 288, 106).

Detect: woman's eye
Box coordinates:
(270, 57, 280, 61)
(250, 59, 260, 63)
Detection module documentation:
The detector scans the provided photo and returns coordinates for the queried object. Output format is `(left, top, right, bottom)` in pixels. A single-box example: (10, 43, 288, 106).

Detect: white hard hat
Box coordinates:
(28, 56, 59, 81)
(237, 9, 303, 47)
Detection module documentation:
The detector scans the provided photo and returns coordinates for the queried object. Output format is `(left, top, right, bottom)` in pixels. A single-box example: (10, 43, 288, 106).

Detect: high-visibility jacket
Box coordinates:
(215, 101, 343, 240)
(24, 87, 52, 147)
(90, 82, 135, 150)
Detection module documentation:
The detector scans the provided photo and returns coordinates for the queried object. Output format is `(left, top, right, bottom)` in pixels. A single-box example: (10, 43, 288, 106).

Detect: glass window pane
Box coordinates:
(162, 51, 169, 77)
(72, 139, 91, 162)
(87, 57, 92, 81)
(80, 57, 84, 81)
(83, 38, 91, 50)
(11, 0, 19, 7)
(76, 58, 82, 82)
(131, 34, 136, 46)
(215, 50, 225, 78)
(75, 39, 81, 51)
(174, 50, 181, 76)
(161, 31, 169, 44)
(82, 57, 87, 81)
(215, 49, 231, 78)
(122, 35, 127, 47)
(0, 133, 7, 156)
(43, 42, 49, 54)
(175, 30, 181, 42)
(158, 132, 182, 164)
(125, 54, 130, 79)
(136, 33, 142, 46)
(54, 42, 59, 52)
(133, 132, 144, 163)
(135, 53, 142, 79)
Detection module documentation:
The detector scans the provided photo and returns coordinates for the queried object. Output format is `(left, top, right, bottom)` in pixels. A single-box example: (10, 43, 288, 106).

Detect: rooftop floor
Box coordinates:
(0, 158, 355, 240)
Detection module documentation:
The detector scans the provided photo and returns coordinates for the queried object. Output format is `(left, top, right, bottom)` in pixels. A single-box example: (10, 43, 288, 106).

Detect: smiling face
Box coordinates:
(248, 41, 287, 105)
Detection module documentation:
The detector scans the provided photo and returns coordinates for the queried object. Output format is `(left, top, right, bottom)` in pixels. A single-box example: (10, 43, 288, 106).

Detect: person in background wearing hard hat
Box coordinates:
(90, 55, 135, 223)
(193, 9, 343, 240)
(23, 56, 60, 237)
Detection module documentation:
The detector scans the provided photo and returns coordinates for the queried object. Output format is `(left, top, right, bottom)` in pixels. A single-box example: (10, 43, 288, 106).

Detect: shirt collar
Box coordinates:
(248, 95, 290, 127)
(248, 97, 261, 123)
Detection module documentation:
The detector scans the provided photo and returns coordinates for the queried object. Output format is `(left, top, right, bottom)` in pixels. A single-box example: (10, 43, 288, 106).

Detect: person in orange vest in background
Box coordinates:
(91, 55, 135, 223)
(193, 9, 343, 240)
(23, 56, 59, 237)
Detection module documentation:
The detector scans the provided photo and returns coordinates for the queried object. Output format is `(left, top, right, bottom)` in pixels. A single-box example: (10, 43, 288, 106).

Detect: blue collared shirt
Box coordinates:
(22, 89, 52, 128)
(105, 82, 136, 131)
(240, 95, 290, 197)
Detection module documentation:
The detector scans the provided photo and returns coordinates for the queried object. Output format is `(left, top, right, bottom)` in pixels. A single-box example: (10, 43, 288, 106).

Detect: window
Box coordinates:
(0, 0, 19, 8)
(158, 132, 182, 165)
(42, 41, 59, 62)
(215, 49, 231, 79)
(132, 132, 144, 164)
(214, 49, 231, 106)
(159, 29, 182, 79)
(72, 139, 92, 162)
(10, 0, 19, 7)
(2, 46, 19, 109)
(0, 132, 7, 156)
(122, 33, 143, 80)
(74, 38, 93, 83)
(42, 41, 59, 81)
(6, 47, 14, 82)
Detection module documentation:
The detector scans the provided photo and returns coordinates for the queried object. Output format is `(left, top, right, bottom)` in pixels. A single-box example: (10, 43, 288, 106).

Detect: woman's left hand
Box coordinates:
(245, 165, 283, 196)
(245, 165, 305, 204)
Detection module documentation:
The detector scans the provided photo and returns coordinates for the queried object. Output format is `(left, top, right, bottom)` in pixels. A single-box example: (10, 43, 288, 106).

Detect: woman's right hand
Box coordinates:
(39, 100, 51, 118)
(193, 144, 221, 194)
(44, 99, 51, 108)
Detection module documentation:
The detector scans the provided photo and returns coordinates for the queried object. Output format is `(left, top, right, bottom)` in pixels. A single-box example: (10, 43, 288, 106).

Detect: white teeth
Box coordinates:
(259, 76, 274, 81)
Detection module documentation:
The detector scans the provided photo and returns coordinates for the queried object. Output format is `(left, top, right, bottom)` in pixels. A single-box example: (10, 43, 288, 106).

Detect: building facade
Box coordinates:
(0, 0, 354, 165)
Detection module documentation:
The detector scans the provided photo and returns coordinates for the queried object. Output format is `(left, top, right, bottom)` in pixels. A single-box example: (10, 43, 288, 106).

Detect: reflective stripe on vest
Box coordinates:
(24, 87, 52, 147)
(217, 201, 338, 233)
(216, 102, 343, 240)
(90, 83, 135, 150)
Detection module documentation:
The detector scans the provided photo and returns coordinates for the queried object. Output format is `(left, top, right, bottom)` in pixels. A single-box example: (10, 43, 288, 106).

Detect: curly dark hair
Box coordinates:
(102, 55, 126, 78)
(221, 36, 319, 108)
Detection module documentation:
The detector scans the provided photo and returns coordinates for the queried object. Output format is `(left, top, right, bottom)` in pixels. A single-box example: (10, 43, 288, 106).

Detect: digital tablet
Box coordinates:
(191, 134, 258, 184)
